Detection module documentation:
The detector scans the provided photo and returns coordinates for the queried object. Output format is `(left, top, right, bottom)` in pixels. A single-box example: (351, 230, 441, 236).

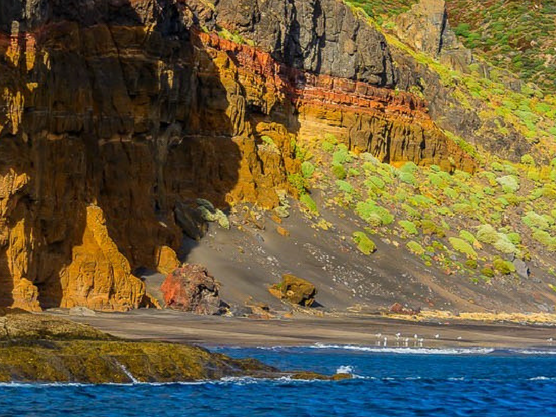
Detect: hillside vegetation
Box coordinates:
(346, 0, 556, 93)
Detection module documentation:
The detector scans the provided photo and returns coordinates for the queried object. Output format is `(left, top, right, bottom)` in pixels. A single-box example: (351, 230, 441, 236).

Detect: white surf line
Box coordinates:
(113, 360, 139, 384)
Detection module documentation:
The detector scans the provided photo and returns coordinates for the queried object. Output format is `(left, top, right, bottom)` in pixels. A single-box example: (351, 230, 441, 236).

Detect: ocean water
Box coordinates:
(2, 345, 556, 417)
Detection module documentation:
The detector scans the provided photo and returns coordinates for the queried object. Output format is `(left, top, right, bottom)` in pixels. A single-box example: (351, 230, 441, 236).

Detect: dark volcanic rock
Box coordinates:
(161, 264, 223, 314)
(214, 0, 396, 86)
(174, 201, 208, 241)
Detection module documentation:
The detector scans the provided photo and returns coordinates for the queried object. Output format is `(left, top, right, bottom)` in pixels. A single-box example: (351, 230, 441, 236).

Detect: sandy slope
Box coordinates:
(148, 197, 553, 315)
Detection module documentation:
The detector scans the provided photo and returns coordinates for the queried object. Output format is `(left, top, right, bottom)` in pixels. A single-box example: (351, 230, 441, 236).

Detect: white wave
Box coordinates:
(336, 365, 354, 375)
(114, 360, 139, 384)
(528, 376, 556, 380)
(507, 349, 556, 355)
(310, 343, 495, 355)
(0, 382, 95, 388)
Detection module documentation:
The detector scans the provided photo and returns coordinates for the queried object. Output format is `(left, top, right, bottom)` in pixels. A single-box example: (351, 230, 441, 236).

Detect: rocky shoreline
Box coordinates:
(0, 311, 348, 383)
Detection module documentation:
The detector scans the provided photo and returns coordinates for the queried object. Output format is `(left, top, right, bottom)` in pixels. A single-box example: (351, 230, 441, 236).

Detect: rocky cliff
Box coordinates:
(0, 0, 474, 311)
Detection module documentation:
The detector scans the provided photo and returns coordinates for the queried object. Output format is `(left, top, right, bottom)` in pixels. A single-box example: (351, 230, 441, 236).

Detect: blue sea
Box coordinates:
(2, 345, 556, 416)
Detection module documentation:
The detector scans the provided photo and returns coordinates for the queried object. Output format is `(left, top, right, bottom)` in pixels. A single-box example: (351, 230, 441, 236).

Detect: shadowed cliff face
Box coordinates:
(0, 0, 474, 311)
(0, 0, 302, 310)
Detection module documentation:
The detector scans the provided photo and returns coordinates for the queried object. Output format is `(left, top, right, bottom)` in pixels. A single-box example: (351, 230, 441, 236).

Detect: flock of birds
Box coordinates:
(374, 333, 555, 348)
(374, 333, 431, 348)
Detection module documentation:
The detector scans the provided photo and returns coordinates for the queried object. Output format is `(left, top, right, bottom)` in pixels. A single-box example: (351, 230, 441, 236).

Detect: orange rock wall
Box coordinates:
(0, 4, 474, 311)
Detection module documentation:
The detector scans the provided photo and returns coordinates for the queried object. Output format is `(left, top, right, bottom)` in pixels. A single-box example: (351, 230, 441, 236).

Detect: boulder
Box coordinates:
(270, 274, 317, 307)
(389, 303, 421, 315)
(161, 265, 223, 315)
(174, 202, 208, 241)
(513, 259, 530, 279)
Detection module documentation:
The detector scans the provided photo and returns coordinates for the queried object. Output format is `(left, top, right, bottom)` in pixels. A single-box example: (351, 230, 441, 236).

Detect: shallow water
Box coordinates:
(2, 346, 556, 416)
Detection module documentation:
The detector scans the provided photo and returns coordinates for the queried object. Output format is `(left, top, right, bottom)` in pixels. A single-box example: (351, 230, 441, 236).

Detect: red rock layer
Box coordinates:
(195, 30, 475, 172)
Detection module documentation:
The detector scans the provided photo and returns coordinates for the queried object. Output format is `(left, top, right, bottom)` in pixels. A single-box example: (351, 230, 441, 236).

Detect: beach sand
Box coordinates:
(59, 309, 556, 349)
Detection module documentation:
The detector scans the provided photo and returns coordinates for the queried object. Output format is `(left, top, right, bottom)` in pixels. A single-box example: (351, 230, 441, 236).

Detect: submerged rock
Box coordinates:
(161, 265, 224, 315)
(269, 274, 317, 307)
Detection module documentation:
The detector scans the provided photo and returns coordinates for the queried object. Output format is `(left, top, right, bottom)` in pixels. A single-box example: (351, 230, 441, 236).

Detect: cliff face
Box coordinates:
(0, 0, 473, 311)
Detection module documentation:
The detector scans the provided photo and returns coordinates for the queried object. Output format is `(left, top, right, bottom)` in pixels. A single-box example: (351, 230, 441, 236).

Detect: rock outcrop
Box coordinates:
(0, 0, 475, 311)
(270, 274, 317, 307)
(395, 0, 471, 72)
(0, 311, 350, 383)
(0, 312, 268, 383)
(161, 264, 223, 314)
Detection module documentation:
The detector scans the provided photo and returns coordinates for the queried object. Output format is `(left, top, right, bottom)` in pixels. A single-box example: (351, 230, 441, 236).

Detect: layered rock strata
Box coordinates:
(0, 0, 473, 311)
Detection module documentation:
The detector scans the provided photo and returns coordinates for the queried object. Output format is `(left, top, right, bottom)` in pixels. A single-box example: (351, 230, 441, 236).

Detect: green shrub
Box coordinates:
(407, 241, 425, 256)
(421, 220, 445, 237)
(496, 175, 520, 193)
(300, 194, 318, 213)
(522, 211, 553, 230)
(399, 171, 417, 186)
(336, 180, 354, 194)
(443, 187, 459, 199)
(492, 234, 517, 254)
(465, 259, 478, 269)
(399, 220, 419, 236)
(408, 195, 435, 207)
(507, 232, 521, 245)
(521, 154, 535, 166)
(402, 204, 421, 220)
(429, 173, 447, 188)
(532, 229, 556, 251)
(452, 203, 474, 215)
(459, 230, 476, 244)
(332, 144, 351, 165)
(301, 161, 315, 178)
(543, 186, 556, 200)
(322, 141, 335, 153)
(332, 164, 347, 180)
(476, 224, 499, 244)
(449, 237, 478, 259)
(493, 258, 516, 275)
(356, 200, 394, 226)
(353, 232, 377, 255)
(366, 175, 385, 190)
(288, 173, 306, 194)
(483, 187, 495, 196)
(481, 267, 495, 278)
(491, 162, 504, 172)
(400, 161, 418, 173)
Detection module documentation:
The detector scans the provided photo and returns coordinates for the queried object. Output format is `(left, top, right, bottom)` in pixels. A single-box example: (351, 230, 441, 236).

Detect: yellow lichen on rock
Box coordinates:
(155, 245, 180, 275)
(1, 88, 24, 135)
(60, 205, 145, 311)
(12, 278, 40, 311)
